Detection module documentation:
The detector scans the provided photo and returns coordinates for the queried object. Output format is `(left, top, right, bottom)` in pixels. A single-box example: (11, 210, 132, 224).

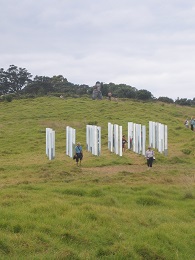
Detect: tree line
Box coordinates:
(0, 65, 195, 106)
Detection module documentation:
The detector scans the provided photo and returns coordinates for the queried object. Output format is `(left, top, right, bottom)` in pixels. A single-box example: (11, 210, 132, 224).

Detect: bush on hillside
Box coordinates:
(158, 96, 174, 103)
(1, 94, 13, 102)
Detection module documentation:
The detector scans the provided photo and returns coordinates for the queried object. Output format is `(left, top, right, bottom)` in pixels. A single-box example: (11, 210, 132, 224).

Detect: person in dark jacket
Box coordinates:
(75, 142, 83, 166)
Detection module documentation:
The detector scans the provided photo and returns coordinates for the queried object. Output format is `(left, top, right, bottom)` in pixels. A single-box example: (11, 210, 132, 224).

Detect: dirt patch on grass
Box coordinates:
(83, 165, 147, 174)
(81, 164, 195, 186)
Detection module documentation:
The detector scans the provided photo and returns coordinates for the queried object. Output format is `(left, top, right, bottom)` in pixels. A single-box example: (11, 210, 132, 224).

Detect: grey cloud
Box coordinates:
(1, 0, 195, 99)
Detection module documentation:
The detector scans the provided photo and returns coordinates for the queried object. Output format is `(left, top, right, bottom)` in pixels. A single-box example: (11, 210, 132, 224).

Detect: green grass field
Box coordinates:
(0, 96, 195, 259)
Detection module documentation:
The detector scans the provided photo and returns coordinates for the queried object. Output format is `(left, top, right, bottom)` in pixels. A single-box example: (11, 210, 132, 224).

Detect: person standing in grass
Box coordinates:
(122, 135, 128, 152)
(108, 91, 112, 101)
(190, 117, 194, 131)
(75, 142, 83, 166)
(184, 119, 189, 128)
(145, 146, 155, 168)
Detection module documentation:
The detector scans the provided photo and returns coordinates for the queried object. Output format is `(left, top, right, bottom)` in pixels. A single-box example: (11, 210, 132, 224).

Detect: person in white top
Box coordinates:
(184, 119, 189, 128)
(145, 146, 155, 168)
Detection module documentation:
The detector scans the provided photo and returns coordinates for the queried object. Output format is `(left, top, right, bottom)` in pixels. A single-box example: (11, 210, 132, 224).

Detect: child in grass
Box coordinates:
(145, 146, 155, 168)
(75, 142, 83, 166)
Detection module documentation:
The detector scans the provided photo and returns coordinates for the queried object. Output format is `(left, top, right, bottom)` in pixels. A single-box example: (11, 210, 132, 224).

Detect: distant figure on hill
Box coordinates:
(145, 146, 155, 168)
(108, 91, 112, 101)
(184, 119, 189, 128)
(122, 135, 128, 152)
(75, 142, 83, 166)
(92, 81, 103, 100)
(190, 117, 195, 131)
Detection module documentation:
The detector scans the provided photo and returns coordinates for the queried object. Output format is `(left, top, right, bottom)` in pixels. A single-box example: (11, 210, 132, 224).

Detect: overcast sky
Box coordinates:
(1, 0, 195, 100)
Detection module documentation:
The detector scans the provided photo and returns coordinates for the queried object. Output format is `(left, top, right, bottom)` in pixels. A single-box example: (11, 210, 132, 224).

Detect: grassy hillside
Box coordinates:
(0, 97, 194, 259)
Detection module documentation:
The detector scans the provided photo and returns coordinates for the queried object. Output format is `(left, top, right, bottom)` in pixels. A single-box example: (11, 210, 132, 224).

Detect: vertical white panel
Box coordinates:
(128, 122, 133, 150)
(93, 126, 98, 155)
(108, 123, 110, 150)
(87, 125, 90, 152)
(97, 126, 101, 156)
(46, 128, 50, 156)
(153, 122, 156, 149)
(89, 125, 91, 152)
(48, 131, 51, 160)
(159, 123, 162, 152)
(156, 123, 160, 152)
(66, 126, 76, 158)
(86, 125, 90, 152)
(135, 124, 138, 153)
(161, 124, 165, 153)
(110, 124, 113, 152)
(68, 126, 71, 157)
(119, 126, 122, 156)
(109, 122, 113, 152)
(86, 125, 101, 156)
(135, 124, 139, 153)
(45, 128, 48, 155)
(114, 124, 119, 155)
(91, 126, 94, 154)
(142, 125, 146, 155)
(68, 127, 71, 156)
(46, 128, 55, 160)
(86, 125, 88, 151)
(48, 130, 55, 160)
(52, 131, 56, 159)
(149, 121, 168, 155)
(138, 124, 142, 154)
(90, 125, 93, 153)
(72, 128, 76, 157)
(149, 121, 152, 148)
(128, 122, 130, 150)
(46, 128, 48, 155)
(69, 128, 73, 157)
(164, 125, 168, 156)
(66, 126, 69, 156)
(133, 123, 136, 152)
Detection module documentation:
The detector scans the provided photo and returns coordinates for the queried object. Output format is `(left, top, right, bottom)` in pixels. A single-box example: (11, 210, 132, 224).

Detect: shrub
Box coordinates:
(136, 196, 163, 206)
(169, 156, 185, 164)
(158, 96, 174, 104)
(88, 121, 98, 125)
(175, 126, 182, 130)
(1, 94, 14, 102)
(181, 149, 191, 155)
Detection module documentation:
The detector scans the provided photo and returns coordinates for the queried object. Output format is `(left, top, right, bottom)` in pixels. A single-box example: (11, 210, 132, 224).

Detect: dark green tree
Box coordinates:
(75, 84, 89, 95)
(0, 68, 9, 94)
(136, 89, 153, 100)
(115, 84, 137, 98)
(1, 65, 32, 94)
(101, 83, 137, 99)
(175, 98, 193, 106)
(158, 96, 174, 103)
(24, 76, 53, 95)
(51, 75, 69, 92)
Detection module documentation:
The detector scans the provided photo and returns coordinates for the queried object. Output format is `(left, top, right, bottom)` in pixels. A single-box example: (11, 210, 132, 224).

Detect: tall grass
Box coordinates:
(0, 97, 195, 259)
